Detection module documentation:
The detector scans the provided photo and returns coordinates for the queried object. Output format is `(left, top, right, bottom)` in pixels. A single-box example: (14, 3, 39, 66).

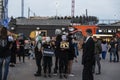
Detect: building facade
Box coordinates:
(9, 18, 71, 38)
(0, 0, 3, 20)
(96, 22, 120, 41)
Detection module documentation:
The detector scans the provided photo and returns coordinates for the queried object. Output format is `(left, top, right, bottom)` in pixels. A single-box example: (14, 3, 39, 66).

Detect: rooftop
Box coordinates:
(16, 19, 71, 26)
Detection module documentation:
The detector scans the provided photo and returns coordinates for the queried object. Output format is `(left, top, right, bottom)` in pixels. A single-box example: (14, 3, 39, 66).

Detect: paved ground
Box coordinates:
(7, 51, 120, 80)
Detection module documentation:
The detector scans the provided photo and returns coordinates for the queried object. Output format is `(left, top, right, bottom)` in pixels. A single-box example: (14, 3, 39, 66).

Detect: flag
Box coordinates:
(2, 0, 9, 28)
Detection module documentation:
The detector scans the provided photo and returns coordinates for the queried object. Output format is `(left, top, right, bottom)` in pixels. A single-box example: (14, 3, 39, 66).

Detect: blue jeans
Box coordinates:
(0, 56, 11, 80)
(102, 51, 107, 60)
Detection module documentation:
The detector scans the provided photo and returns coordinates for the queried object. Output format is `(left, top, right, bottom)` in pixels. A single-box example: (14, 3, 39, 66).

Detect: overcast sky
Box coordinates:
(8, 0, 120, 20)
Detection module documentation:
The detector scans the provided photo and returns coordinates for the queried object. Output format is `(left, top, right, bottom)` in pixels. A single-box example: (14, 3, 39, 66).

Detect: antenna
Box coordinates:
(28, 7, 36, 17)
(28, 7, 30, 18)
(55, 0, 59, 19)
(21, 0, 24, 17)
(71, 0, 75, 25)
(71, 0, 75, 17)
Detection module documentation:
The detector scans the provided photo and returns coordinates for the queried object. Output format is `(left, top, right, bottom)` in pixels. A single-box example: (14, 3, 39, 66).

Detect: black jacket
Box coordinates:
(82, 37, 95, 65)
(0, 37, 12, 58)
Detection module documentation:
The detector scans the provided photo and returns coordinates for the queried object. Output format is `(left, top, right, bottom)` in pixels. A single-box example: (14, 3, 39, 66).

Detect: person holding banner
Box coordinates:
(42, 37, 55, 78)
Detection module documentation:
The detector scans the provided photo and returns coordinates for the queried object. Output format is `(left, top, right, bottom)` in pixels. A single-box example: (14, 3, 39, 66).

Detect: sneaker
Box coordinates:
(64, 74, 68, 79)
(59, 74, 63, 79)
(54, 69, 57, 73)
(96, 72, 101, 75)
(69, 74, 75, 77)
(44, 74, 47, 78)
(48, 74, 52, 78)
(34, 73, 41, 77)
(10, 64, 15, 67)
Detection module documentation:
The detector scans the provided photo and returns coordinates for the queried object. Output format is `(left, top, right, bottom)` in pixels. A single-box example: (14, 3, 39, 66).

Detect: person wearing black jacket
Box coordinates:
(0, 26, 12, 80)
(42, 37, 55, 78)
(82, 29, 95, 80)
(10, 37, 17, 67)
(54, 34, 62, 74)
(34, 35, 42, 77)
(58, 34, 73, 79)
(18, 38, 25, 63)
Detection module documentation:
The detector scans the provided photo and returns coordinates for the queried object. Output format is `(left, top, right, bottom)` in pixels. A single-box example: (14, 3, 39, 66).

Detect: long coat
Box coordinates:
(82, 37, 95, 65)
(82, 37, 95, 80)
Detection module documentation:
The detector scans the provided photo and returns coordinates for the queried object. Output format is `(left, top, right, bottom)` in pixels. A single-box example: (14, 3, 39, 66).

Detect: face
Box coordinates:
(93, 37, 97, 41)
(68, 27, 74, 32)
(62, 35, 67, 41)
(46, 37, 51, 43)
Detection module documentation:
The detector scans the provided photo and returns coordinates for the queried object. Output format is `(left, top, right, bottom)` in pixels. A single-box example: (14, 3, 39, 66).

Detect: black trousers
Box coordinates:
(116, 50, 119, 62)
(18, 48, 25, 63)
(10, 52, 16, 64)
(59, 56, 68, 74)
(43, 56, 52, 74)
(54, 56, 59, 73)
(82, 64, 94, 80)
(35, 56, 42, 74)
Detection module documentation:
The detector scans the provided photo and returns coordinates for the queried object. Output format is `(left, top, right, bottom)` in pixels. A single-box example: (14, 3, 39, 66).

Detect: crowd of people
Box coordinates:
(0, 25, 119, 80)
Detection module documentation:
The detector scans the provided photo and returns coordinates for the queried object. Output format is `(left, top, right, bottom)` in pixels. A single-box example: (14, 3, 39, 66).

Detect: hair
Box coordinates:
(0, 26, 8, 39)
(86, 29, 92, 36)
(93, 36, 97, 39)
(68, 25, 73, 27)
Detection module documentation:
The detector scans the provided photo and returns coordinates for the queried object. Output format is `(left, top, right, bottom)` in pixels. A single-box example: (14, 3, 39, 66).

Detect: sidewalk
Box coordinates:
(8, 52, 120, 80)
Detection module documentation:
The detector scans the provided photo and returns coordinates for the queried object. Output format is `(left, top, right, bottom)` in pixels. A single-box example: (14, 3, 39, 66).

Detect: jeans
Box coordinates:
(94, 54, 101, 73)
(116, 50, 119, 62)
(102, 51, 107, 60)
(0, 56, 11, 80)
(110, 48, 116, 62)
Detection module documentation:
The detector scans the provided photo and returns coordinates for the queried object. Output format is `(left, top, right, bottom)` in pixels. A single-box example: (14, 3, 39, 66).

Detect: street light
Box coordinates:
(11, 27, 15, 30)
(36, 27, 41, 36)
(36, 27, 40, 30)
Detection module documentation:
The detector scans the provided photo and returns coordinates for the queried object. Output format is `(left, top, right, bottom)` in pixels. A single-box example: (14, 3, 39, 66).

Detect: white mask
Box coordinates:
(69, 28, 74, 32)
(46, 37, 51, 42)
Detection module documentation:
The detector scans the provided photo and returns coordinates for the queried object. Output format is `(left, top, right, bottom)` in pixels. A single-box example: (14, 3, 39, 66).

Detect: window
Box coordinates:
(108, 30, 112, 33)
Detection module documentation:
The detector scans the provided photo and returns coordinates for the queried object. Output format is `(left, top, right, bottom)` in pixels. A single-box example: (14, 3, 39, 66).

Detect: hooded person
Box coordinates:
(42, 36, 54, 77)
(58, 34, 75, 79)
